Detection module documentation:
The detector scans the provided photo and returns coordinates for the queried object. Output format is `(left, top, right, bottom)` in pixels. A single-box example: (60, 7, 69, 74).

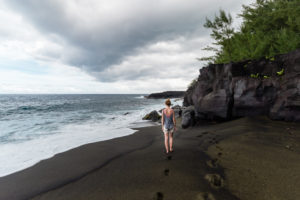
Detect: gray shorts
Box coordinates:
(163, 126, 174, 133)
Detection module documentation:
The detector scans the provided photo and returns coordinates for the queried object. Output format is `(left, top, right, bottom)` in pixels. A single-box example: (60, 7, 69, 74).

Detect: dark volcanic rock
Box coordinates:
(142, 110, 161, 122)
(171, 105, 182, 109)
(146, 91, 185, 99)
(172, 105, 182, 118)
(183, 49, 300, 126)
(181, 106, 195, 129)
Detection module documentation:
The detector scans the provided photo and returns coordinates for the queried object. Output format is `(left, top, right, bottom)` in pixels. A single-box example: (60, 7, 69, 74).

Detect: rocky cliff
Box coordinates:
(183, 49, 300, 125)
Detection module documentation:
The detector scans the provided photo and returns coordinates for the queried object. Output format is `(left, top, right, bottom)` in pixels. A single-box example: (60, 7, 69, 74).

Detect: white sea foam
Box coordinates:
(134, 95, 145, 99)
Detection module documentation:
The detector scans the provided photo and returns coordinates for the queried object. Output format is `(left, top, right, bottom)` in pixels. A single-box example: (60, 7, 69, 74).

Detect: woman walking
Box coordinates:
(161, 99, 176, 154)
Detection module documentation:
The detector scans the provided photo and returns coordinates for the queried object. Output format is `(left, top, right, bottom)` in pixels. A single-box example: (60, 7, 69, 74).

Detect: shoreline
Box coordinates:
(0, 95, 182, 178)
(0, 123, 160, 200)
(0, 122, 156, 178)
(0, 116, 299, 200)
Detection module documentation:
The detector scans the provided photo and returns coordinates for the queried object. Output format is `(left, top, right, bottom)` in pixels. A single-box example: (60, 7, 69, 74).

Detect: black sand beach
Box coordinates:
(0, 116, 299, 200)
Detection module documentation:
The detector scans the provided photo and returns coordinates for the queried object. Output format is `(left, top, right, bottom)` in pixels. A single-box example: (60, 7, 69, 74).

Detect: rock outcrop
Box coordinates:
(183, 49, 300, 126)
(171, 105, 182, 118)
(181, 106, 196, 129)
(146, 91, 185, 99)
(142, 110, 161, 122)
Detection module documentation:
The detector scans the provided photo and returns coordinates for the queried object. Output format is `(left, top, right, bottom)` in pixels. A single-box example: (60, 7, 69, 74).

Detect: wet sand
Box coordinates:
(0, 116, 299, 200)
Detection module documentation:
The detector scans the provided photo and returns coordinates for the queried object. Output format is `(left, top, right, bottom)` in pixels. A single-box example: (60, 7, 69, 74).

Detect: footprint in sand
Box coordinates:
(209, 137, 219, 144)
(164, 169, 170, 176)
(204, 174, 224, 189)
(215, 145, 222, 151)
(155, 192, 164, 200)
(195, 192, 216, 200)
(206, 158, 218, 168)
(198, 131, 213, 138)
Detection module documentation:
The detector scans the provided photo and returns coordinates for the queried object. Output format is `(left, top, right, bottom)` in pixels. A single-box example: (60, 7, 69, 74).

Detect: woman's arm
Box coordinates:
(161, 109, 164, 130)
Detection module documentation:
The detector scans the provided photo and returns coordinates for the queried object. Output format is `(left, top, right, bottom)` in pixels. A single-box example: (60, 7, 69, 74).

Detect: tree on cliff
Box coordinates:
(201, 0, 300, 64)
(199, 10, 235, 64)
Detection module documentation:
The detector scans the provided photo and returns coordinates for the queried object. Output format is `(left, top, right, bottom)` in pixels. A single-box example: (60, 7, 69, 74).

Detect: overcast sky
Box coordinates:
(0, 0, 254, 94)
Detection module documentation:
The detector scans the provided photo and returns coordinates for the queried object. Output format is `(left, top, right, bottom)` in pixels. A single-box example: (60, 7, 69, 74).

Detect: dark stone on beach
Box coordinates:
(142, 110, 161, 122)
(181, 106, 195, 129)
(124, 112, 130, 115)
(171, 105, 181, 109)
(183, 49, 300, 126)
(204, 174, 224, 189)
(146, 91, 185, 99)
(172, 105, 182, 118)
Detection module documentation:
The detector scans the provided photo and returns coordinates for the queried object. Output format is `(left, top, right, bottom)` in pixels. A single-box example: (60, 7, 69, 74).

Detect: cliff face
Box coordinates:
(184, 49, 300, 122)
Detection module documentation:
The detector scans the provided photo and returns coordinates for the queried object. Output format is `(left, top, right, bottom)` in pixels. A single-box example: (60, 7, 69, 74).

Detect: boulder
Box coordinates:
(142, 110, 161, 122)
(171, 105, 182, 109)
(172, 105, 182, 118)
(181, 106, 195, 129)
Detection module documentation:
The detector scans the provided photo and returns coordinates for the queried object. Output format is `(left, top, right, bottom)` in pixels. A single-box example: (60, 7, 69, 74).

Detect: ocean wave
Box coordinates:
(1, 103, 74, 118)
(134, 95, 145, 99)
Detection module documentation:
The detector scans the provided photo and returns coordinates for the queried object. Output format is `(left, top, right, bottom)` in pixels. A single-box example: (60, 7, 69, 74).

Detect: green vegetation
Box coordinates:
(200, 0, 300, 64)
(277, 68, 284, 75)
(251, 73, 260, 78)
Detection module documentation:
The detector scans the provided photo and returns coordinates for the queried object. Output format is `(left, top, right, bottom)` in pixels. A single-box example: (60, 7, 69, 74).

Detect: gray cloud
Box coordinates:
(5, 0, 253, 82)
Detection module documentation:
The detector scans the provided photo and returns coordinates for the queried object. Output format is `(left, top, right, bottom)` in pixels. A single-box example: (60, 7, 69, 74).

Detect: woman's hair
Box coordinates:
(165, 99, 171, 106)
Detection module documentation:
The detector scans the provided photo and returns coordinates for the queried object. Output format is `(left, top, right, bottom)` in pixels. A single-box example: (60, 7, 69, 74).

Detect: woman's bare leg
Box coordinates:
(164, 132, 169, 153)
(169, 132, 173, 151)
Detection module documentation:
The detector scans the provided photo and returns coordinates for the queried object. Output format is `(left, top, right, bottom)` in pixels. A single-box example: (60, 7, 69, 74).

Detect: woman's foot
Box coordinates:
(170, 149, 174, 153)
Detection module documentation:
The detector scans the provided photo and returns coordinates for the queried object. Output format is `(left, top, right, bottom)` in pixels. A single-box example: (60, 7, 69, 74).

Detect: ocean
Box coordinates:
(0, 94, 182, 177)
